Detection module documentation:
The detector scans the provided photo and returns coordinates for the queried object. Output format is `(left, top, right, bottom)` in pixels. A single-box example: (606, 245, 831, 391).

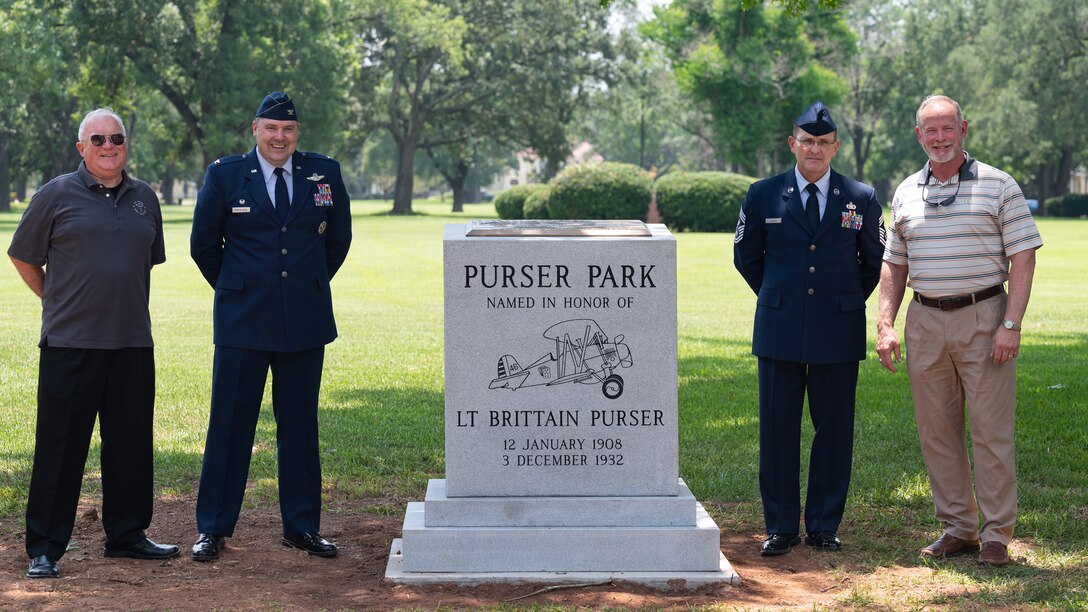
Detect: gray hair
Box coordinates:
(77, 108, 127, 142)
(916, 95, 964, 127)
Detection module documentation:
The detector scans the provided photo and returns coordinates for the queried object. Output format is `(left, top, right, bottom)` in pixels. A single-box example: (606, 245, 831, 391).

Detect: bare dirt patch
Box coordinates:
(0, 496, 992, 610)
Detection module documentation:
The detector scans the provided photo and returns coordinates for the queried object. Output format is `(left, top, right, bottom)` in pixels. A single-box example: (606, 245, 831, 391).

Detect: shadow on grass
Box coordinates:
(320, 386, 445, 498)
(676, 341, 761, 501)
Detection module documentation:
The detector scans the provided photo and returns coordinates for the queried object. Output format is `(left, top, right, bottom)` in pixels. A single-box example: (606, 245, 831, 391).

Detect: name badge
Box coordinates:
(231, 206, 251, 213)
(766, 217, 782, 224)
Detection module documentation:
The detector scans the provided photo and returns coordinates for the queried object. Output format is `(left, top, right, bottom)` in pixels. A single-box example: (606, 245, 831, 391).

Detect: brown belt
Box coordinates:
(913, 285, 1004, 311)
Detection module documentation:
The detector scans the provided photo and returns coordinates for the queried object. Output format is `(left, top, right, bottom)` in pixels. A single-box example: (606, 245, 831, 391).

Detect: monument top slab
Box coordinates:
(465, 219, 652, 237)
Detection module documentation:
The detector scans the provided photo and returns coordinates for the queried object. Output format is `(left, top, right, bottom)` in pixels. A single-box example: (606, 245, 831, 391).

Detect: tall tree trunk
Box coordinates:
(392, 138, 417, 215)
(391, 107, 424, 215)
(15, 176, 27, 202)
(0, 132, 11, 212)
(639, 98, 647, 169)
(449, 171, 467, 213)
(161, 164, 177, 205)
(851, 126, 866, 182)
(465, 167, 481, 205)
(1055, 147, 1073, 198)
(1039, 162, 1053, 211)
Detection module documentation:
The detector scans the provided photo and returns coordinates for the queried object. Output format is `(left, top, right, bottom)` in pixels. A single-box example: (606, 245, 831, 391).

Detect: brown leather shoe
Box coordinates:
(978, 541, 1010, 566)
(920, 533, 981, 558)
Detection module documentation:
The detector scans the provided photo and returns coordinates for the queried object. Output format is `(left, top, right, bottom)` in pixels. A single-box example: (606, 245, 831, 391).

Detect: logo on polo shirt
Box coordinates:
(133, 201, 147, 215)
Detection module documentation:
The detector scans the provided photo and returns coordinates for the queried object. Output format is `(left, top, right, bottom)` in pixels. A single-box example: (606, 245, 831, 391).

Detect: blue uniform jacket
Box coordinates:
(191, 148, 352, 352)
(734, 167, 884, 364)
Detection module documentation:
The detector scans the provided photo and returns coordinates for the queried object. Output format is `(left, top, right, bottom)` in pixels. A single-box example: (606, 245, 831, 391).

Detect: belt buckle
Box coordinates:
(937, 297, 958, 311)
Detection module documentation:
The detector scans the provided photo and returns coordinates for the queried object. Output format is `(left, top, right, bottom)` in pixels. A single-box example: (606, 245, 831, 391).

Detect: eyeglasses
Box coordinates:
(923, 178, 960, 207)
(794, 137, 837, 151)
(87, 133, 126, 147)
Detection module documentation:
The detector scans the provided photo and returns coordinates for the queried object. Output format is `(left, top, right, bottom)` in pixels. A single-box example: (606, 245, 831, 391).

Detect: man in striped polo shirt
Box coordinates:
(876, 95, 1042, 567)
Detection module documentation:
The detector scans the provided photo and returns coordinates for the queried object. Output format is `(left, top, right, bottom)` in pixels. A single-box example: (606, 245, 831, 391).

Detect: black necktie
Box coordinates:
(274, 167, 289, 223)
(805, 183, 820, 231)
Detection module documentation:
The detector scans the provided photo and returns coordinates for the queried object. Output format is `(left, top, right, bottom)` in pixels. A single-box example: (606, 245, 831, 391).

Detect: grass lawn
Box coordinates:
(0, 198, 1084, 607)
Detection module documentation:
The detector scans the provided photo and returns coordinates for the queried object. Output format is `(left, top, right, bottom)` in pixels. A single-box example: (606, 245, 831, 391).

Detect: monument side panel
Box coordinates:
(443, 224, 678, 497)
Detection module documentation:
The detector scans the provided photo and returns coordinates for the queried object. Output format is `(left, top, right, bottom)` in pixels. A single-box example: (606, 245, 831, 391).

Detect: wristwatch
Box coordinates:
(1002, 319, 1021, 332)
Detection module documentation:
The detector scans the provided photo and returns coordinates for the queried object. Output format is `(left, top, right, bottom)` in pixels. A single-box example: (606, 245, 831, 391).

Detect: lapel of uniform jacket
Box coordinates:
(287, 152, 316, 225)
(783, 171, 809, 232)
(244, 148, 278, 222)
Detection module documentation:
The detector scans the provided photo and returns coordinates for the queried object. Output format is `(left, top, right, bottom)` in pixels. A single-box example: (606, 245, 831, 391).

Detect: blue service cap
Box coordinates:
(255, 91, 298, 121)
(795, 101, 836, 136)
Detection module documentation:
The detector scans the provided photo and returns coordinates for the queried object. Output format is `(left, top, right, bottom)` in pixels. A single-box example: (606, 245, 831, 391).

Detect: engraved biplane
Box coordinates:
(488, 319, 633, 399)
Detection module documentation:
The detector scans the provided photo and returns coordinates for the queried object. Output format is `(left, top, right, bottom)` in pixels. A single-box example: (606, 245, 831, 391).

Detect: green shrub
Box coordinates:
(523, 186, 550, 219)
(546, 162, 652, 220)
(493, 184, 547, 219)
(654, 171, 756, 232)
(1044, 193, 1088, 218)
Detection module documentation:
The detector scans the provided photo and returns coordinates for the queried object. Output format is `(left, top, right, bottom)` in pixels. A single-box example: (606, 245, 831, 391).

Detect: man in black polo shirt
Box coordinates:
(8, 108, 179, 579)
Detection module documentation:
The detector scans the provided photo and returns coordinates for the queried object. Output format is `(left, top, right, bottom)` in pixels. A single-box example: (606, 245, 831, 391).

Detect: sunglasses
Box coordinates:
(88, 133, 126, 147)
(923, 180, 960, 207)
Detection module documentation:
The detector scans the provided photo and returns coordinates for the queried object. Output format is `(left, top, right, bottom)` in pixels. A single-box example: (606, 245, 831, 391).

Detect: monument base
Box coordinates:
(385, 479, 740, 588)
(384, 539, 740, 590)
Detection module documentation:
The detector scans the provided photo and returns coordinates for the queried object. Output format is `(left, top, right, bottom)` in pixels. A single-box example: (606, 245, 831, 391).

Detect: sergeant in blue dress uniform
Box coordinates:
(734, 102, 885, 556)
(190, 92, 352, 561)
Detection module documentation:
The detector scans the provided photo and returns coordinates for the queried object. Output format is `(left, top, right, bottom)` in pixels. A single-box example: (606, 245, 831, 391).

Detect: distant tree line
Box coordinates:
(589, 0, 1086, 211)
(2, 0, 1084, 215)
(1, 0, 614, 214)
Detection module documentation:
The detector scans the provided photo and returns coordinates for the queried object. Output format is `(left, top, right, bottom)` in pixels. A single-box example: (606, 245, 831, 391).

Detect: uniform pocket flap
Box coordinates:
(216, 272, 244, 291)
(839, 292, 865, 312)
(757, 289, 781, 308)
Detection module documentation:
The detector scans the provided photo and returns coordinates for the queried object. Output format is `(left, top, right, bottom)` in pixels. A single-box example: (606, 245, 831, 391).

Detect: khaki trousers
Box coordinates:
(905, 293, 1017, 545)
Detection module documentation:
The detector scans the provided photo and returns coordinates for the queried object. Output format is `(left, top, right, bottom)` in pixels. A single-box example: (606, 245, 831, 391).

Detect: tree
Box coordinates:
(350, 0, 472, 214)
(501, 0, 616, 179)
(578, 34, 698, 173)
(350, 0, 615, 214)
(70, 0, 351, 170)
(0, 1, 83, 211)
(600, 0, 844, 15)
(968, 0, 1088, 208)
(826, 0, 905, 184)
(644, 0, 851, 177)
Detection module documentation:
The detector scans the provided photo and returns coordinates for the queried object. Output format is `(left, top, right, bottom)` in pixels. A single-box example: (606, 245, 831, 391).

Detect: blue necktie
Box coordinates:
(805, 183, 820, 232)
(274, 167, 289, 223)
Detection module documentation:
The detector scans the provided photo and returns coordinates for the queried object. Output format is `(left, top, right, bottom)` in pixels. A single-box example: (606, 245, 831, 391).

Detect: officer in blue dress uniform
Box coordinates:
(734, 102, 885, 556)
(190, 92, 352, 561)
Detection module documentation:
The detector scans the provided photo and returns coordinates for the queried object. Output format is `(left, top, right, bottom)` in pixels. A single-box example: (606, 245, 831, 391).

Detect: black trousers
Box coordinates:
(757, 357, 858, 536)
(25, 346, 155, 559)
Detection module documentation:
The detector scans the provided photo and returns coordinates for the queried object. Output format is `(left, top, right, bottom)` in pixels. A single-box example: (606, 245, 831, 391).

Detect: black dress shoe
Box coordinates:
(805, 531, 843, 551)
(760, 533, 802, 556)
(27, 555, 59, 579)
(192, 534, 225, 562)
(282, 532, 338, 557)
(103, 537, 181, 560)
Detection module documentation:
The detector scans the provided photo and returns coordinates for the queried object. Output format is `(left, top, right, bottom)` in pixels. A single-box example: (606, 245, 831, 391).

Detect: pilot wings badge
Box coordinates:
(306, 173, 325, 181)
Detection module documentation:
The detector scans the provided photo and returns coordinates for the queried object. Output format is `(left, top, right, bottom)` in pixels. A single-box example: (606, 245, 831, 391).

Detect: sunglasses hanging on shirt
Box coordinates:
(923, 153, 976, 207)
